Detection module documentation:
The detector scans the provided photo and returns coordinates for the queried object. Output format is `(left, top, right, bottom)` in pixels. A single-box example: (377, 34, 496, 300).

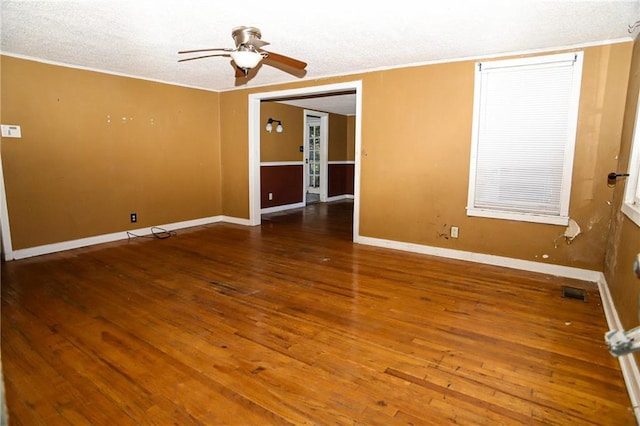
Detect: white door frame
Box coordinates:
(303, 110, 329, 202)
(248, 81, 362, 242)
(0, 149, 14, 260)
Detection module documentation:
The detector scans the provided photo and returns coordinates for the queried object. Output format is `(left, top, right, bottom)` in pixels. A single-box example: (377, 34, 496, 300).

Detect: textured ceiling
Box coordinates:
(1, 0, 640, 114)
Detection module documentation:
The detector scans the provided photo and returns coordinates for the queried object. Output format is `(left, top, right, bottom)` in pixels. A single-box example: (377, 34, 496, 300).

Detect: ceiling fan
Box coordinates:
(178, 26, 307, 79)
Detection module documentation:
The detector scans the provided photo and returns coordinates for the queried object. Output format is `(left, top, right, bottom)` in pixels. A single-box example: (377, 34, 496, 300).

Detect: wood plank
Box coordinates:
(1, 200, 635, 424)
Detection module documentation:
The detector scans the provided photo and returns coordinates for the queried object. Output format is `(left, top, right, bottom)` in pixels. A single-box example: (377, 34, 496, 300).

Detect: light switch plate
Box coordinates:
(1, 124, 22, 138)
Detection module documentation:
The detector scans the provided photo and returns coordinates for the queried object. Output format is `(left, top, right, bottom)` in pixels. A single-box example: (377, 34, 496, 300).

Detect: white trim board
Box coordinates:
(247, 80, 363, 235)
(261, 202, 306, 215)
(8, 215, 250, 260)
(356, 235, 602, 281)
(596, 274, 640, 421)
(326, 195, 354, 203)
(260, 161, 304, 167)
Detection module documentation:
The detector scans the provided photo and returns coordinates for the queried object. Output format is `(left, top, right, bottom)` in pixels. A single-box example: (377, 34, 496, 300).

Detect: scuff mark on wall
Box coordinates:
(436, 223, 449, 239)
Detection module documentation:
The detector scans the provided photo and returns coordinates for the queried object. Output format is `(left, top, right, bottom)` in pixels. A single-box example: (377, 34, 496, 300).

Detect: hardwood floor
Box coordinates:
(1, 200, 635, 425)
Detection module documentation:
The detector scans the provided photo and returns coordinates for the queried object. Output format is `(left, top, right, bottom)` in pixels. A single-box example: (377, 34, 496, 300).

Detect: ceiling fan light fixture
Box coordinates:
(229, 50, 263, 69)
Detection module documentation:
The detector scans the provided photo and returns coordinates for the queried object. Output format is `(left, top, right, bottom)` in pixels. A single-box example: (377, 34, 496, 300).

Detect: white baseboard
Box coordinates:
(596, 275, 640, 421)
(355, 235, 602, 281)
(356, 234, 640, 421)
(261, 202, 306, 214)
(261, 197, 353, 214)
(326, 194, 354, 202)
(219, 216, 252, 226)
(8, 215, 250, 260)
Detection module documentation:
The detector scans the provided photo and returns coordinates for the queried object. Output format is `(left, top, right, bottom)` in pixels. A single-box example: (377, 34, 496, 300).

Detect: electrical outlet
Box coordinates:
(130, 213, 137, 223)
(451, 226, 459, 239)
(268, 192, 273, 201)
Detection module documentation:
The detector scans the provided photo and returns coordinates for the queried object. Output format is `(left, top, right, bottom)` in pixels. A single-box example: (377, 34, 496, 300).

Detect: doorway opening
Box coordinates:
(248, 81, 362, 242)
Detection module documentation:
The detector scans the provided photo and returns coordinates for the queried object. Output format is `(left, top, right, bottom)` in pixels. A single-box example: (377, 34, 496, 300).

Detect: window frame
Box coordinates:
(622, 89, 640, 227)
(466, 52, 584, 226)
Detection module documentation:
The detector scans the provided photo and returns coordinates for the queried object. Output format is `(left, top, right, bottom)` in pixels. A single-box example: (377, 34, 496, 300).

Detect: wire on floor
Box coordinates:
(126, 227, 177, 240)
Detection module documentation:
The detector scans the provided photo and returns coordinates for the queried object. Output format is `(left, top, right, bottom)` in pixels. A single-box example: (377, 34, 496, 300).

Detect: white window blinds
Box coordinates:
(467, 52, 583, 225)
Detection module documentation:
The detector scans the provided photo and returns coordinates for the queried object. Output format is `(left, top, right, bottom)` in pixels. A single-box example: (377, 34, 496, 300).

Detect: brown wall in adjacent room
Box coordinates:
(328, 164, 354, 197)
(260, 165, 304, 208)
(327, 112, 354, 197)
(0, 56, 222, 250)
(605, 37, 640, 354)
(220, 42, 633, 271)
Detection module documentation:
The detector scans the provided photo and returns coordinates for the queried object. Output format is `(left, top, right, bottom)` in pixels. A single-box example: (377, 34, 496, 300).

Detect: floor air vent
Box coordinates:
(562, 286, 587, 302)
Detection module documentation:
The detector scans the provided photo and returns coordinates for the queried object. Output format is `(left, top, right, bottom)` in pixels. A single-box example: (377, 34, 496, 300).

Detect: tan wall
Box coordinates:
(0, 56, 222, 249)
(219, 88, 251, 218)
(220, 42, 632, 271)
(605, 37, 640, 342)
(361, 43, 631, 271)
(260, 102, 304, 162)
(328, 113, 348, 162)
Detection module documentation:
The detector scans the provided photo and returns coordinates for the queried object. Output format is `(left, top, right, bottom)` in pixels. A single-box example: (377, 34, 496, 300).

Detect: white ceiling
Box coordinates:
(2, 1, 640, 115)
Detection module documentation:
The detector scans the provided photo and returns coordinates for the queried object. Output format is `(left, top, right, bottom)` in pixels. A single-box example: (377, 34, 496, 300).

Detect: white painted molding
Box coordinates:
(355, 235, 602, 282)
(596, 275, 640, 420)
(261, 202, 306, 215)
(326, 195, 354, 202)
(260, 161, 304, 167)
(9, 215, 251, 260)
(220, 216, 252, 226)
(0, 153, 14, 261)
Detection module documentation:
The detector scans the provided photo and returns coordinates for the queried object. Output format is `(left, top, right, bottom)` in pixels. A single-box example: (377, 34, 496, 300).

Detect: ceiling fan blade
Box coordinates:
(261, 50, 307, 70)
(178, 47, 234, 54)
(178, 53, 230, 62)
(234, 63, 246, 78)
(263, 58, 308, 78)
(232, 61, 260, 85)
(245, 39, 270, 49)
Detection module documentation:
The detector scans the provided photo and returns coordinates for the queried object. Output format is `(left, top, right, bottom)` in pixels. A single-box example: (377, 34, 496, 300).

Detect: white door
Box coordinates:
(306, 116, 321, 195)
(304, 110, 328, 202)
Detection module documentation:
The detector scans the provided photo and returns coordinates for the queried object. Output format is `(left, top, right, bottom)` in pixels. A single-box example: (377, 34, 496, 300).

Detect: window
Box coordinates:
(467, 52, 584, 226)
(622, 89, 640, 226)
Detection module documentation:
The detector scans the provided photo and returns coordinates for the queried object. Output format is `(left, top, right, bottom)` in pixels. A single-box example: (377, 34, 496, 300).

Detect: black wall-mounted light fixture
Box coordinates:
(607, 172, 630, 187)
(266, 118, 283, 133)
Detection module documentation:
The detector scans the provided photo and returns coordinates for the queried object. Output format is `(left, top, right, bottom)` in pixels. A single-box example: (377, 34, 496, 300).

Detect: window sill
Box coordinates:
(466, 207, 570, 226)
(622, 203, 640, 227)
